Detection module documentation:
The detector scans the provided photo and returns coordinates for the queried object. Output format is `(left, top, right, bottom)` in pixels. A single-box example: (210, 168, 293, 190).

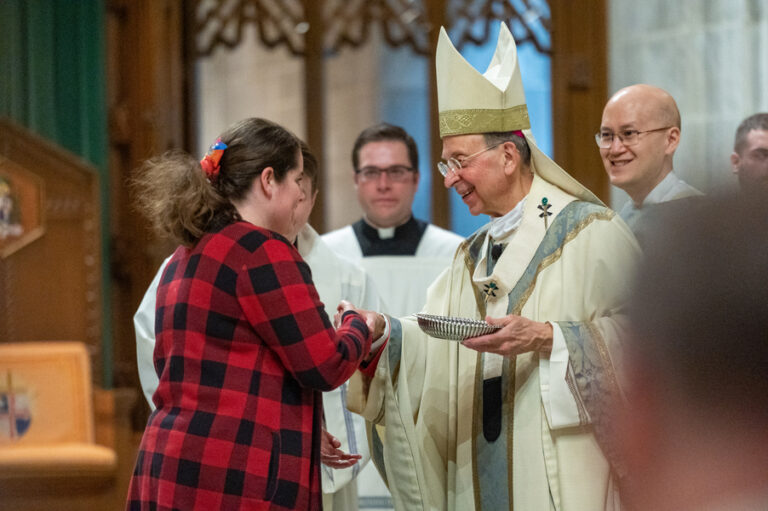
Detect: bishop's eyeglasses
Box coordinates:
(436, 142, 503, 177)
(595, 127, 672, 149)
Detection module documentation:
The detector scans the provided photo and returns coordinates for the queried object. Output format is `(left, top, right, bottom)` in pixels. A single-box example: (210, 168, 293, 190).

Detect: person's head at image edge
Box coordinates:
(731, 112, 768, 196)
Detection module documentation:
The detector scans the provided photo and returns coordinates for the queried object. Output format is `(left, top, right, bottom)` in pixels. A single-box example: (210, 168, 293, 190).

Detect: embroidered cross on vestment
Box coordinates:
(538, 197, 552, 229)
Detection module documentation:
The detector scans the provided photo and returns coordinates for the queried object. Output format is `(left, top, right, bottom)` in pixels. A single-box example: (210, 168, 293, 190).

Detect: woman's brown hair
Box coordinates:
(133, 118, 300, 246)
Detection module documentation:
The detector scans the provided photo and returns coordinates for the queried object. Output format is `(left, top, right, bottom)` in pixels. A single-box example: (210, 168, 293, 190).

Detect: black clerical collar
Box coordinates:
(352, 215, 427, 256)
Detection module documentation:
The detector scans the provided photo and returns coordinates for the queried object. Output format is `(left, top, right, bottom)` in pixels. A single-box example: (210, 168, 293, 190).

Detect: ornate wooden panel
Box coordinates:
(0, 160, 45, 259)
(0, 119, 103, 384)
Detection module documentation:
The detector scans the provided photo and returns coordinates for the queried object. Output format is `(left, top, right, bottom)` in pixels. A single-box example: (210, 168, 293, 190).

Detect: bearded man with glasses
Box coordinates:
(598, 84, 702, 235)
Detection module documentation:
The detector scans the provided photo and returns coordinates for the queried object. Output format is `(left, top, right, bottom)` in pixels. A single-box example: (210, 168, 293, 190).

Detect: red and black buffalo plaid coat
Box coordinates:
(127, 222, 371, 510)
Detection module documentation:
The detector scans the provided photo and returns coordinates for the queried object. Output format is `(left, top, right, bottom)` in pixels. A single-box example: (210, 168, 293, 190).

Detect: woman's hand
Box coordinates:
(320, 428, 361, 469)
(333, 300, 357, 328)
(335, 300, 385, 339)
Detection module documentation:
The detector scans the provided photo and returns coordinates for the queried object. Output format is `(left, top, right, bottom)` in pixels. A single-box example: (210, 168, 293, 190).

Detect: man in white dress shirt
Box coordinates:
(598, 84, 702, 237)
(134, 144, 381, 511)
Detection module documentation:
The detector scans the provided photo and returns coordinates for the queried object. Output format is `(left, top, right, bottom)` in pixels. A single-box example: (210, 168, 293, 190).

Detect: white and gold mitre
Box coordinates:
(436, 22, 602, 205)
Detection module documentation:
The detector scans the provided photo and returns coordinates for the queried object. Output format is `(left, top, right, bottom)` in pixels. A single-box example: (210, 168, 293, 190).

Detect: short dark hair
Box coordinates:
(351, 123, 419, 172)
(483, 131, 532, 167)
(733, 112, 768, 154)
(628, 195, 768, 421)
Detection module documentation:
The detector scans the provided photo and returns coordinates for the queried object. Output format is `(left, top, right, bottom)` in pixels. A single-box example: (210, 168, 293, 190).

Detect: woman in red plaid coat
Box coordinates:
(127, 118, 375, 510)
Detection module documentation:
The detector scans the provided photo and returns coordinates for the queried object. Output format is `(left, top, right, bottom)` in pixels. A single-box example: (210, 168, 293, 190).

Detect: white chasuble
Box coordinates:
(348, 176, 640, 511)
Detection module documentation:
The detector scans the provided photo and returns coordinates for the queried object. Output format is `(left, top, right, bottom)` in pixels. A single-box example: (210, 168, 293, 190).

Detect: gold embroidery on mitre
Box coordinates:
(439, 106, 531, 137)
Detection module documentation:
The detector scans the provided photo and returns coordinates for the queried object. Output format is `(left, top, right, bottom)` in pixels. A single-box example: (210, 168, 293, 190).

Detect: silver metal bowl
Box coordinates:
(414, 313, 501, 341)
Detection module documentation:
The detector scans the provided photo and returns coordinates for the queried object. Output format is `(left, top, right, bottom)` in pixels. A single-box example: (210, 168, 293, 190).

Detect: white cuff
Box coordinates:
(540, 322, 582, 428)
(370, 313, 390, 354)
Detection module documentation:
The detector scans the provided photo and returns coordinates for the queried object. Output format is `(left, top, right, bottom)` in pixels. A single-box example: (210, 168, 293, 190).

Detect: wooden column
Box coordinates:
(181, 0, 199, 153)
(426, 0, 450, 229)
(106, 0, 186, 389)
(304, 0, 326, 232)
(550, 0, 609, 202)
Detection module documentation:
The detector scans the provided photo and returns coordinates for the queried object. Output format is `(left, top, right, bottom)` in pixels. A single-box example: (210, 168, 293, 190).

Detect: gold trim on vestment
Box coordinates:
(499, 209, 614, 509)
(469, 334, 518, 511)
(467, 209, 614, 509)
(471, 352, 483, 510)
(506, 358, 516, 511)
(510, 210, 615, 316)
(461, 240, 488, 318)
(586, 321, 620, 398)
(566, 365, 590, 425)
(439, 106, 531, 137)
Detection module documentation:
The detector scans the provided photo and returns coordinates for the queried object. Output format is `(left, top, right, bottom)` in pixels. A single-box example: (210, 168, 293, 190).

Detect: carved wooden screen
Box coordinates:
(189, 0, 552, 228)
(193, 0, 550, 57)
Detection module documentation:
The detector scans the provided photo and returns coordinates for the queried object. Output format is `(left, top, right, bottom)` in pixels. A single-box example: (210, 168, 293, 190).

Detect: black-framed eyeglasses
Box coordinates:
(436, 142, 503, 177)
(355, 165, 415, 183)
(595, 127, 673, 149)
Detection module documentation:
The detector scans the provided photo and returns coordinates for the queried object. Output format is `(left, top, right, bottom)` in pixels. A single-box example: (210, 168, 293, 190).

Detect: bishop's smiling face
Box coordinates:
(441, 134, 512, 217)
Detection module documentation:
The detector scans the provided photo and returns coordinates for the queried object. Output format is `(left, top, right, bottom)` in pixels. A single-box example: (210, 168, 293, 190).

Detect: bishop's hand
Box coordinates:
(461, 314, 553, 357)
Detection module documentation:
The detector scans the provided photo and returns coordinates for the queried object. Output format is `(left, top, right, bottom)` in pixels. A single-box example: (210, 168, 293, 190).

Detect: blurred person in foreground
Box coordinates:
(127, 118, 373, 510)
(617, 194, 768, 511)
